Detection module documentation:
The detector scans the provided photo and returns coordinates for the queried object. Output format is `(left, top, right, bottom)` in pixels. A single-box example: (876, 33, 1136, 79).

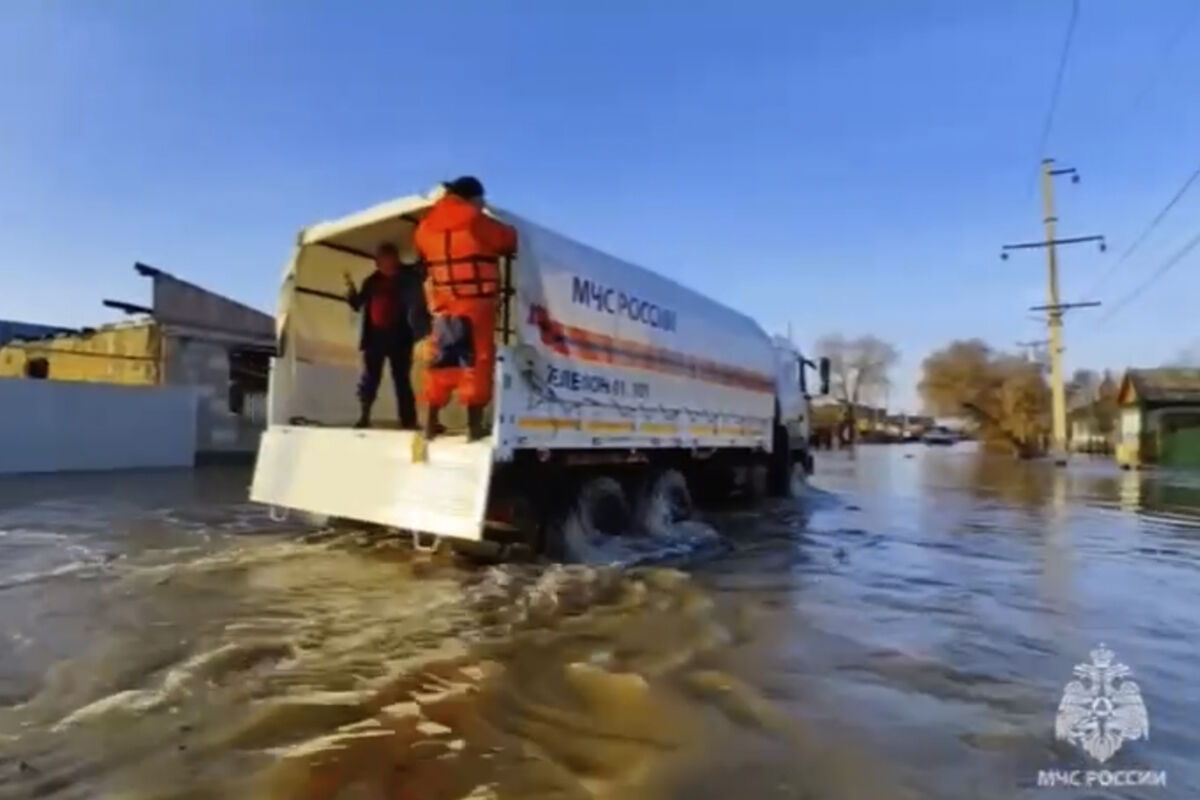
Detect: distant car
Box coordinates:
(923, 427, 956, 446)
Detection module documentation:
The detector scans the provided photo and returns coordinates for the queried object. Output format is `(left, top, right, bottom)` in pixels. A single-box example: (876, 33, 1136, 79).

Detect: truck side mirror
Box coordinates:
(818, 357, 831, 395)
(797, 357, 808, 395)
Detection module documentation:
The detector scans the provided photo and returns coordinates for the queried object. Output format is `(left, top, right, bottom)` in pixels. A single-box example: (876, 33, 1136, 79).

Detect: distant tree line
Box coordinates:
(809, 333, 1122, 456)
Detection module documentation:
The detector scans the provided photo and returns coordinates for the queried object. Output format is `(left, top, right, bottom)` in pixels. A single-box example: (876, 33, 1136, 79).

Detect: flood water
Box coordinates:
(2, 445, 1199, 799)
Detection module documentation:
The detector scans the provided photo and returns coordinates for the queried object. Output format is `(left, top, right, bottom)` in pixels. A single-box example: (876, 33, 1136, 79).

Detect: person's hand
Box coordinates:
(343, 272, 355, 293)
(415, 336, 435, 365)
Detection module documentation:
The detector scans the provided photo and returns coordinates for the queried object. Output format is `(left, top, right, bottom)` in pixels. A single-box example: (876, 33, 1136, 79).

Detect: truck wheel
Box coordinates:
(686, 464, 735, 504)
(633, 469, 694, 536)
(767, 423, 793, 498)
(743, 462, 769, 504)
(550, 475, 632, 561)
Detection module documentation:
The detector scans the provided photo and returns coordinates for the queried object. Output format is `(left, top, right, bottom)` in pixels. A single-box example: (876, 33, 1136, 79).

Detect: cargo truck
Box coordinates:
(250, 187, 829, 558)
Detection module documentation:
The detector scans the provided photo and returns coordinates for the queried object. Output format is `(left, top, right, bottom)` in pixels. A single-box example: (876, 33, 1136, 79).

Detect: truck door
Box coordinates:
(772, 347, 803, 440)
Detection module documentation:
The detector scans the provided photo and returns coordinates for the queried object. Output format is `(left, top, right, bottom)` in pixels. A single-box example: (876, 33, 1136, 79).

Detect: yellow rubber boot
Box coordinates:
(413, 406, 440, 463)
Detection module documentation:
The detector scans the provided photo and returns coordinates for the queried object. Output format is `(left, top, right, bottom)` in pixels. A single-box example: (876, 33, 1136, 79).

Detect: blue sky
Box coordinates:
(3, 0, 1199, 410)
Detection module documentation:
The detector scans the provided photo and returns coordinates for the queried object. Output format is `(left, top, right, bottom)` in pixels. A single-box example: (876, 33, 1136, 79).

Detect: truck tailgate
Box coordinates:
(251, 426, 493, 540)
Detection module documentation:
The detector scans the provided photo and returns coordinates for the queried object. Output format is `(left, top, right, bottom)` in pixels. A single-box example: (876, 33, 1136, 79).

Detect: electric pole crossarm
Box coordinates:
(1001, 234, 1106, 252)
(1016, 339, 1050, 358)
(1029, 301, 1101, 312)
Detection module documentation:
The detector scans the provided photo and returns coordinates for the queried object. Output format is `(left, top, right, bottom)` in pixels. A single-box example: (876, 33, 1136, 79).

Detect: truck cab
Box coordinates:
(771, 337, 830, 475)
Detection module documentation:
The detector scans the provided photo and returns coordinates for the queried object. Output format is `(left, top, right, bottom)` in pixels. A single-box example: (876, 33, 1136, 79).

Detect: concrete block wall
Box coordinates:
(162, 337, 262, 455)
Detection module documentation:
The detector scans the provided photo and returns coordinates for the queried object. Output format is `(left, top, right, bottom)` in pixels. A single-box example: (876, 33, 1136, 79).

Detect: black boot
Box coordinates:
(467, 406, 487, 442)
(424, 405, 442, 441)
(354, 401, 372, 429)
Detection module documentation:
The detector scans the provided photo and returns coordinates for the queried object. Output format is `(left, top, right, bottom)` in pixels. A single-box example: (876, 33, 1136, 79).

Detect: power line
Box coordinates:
(1029, 0, 1081, 193)
(1127, 3, 1200, 113)
(1099, 228, 1200, 322)
(1085, 159, 1200, 298)
(1081, 8, 1200, 301)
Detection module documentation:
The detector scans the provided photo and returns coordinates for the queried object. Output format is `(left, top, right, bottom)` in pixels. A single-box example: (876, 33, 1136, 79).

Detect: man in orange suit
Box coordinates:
(413, 176, 517, 442)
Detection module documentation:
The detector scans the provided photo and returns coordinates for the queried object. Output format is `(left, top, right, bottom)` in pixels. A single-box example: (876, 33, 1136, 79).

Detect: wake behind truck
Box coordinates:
(251, 187, 829, 558)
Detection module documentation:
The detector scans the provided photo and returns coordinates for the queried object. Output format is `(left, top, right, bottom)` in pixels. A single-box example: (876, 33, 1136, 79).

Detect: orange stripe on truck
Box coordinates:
(515, 418, 766, 440)
(528, 305, 775, 393)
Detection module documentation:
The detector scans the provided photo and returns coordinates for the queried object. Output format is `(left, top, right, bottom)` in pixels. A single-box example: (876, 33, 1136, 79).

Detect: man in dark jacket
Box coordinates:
(345, 242, 430, 429)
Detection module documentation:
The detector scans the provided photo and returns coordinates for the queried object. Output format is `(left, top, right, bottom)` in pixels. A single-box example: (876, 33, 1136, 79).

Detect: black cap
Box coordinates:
(376, 242, 398, 256)
(445, 175, 485, 200)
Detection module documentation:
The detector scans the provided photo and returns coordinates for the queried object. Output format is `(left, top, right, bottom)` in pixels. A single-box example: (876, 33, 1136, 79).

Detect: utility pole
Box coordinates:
(1016, 339, 1050, 363)
(1001, 158, 1105, 465)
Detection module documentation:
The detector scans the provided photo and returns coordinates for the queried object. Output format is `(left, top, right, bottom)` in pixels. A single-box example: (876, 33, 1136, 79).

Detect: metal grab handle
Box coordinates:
(411, 530, 441, 554)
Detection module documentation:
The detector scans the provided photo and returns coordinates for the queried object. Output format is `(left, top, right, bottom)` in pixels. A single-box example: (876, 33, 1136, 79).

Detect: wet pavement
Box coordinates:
(1, 445, 1198, 799)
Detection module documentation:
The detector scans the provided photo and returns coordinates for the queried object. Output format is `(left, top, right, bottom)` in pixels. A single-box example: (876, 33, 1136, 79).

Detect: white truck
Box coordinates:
(250, 188, 828, 557)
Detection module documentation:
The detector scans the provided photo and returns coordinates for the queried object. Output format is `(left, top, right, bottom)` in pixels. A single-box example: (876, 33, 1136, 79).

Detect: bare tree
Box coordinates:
(816, 334, 899, 440)
(1064, 368, 1120, 442)
(1095, 370, 1120, 437)
(1066, 368, 1100, 407)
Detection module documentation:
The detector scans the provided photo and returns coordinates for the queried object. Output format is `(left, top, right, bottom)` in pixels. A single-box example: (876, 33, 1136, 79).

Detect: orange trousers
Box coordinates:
(422, 300, 496, 408)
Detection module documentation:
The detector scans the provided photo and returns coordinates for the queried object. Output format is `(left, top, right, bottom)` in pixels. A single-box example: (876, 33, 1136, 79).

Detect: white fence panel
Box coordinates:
(0, 379, 199, 474)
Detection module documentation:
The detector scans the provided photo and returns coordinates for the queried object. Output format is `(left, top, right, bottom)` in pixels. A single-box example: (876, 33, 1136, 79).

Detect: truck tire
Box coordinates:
(686, 463, 736, 504)
(633, 468, 694, 536)
(743, 461, 769, 504)
(767, 423, 793, 498)
(550, 475, 632, 561)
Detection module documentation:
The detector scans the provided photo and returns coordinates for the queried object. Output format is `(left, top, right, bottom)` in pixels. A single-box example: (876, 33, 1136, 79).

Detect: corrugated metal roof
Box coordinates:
(0, 320, 74, 346)
(1125, 368, 1200, 404)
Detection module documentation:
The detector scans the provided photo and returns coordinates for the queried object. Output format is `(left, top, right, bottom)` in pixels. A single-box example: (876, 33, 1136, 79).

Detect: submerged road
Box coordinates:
(1, 445, 1197, 799)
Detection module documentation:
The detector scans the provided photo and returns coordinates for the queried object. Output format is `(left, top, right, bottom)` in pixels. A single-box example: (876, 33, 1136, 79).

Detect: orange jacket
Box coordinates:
(414, 195, 518, 315)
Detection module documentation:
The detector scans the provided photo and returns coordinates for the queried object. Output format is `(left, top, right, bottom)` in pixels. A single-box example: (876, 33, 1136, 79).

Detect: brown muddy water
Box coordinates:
(2, 445, 1199, 799)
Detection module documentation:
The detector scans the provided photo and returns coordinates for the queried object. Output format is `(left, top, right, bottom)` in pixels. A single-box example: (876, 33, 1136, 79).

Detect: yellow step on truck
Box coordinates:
(251, 187, 828, 559)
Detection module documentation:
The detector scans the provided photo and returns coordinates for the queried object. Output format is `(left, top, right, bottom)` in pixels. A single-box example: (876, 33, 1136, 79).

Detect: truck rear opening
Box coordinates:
(251, 193, 501, 541)
(251, 187, 825, 557)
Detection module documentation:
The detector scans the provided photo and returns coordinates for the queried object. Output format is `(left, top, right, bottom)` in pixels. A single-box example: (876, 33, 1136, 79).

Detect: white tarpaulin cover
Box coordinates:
(273, 191, 776, 430)
(506, 215, 775, 425)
